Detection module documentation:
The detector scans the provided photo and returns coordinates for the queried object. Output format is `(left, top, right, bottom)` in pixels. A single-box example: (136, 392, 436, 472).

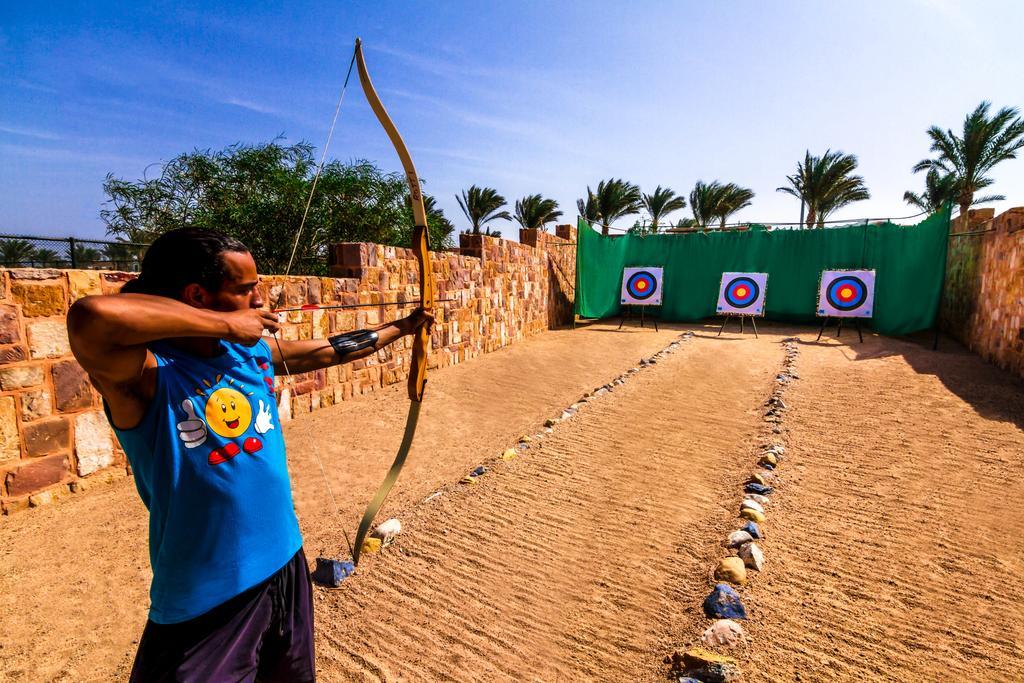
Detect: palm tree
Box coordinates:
(33, 248, 62, 267)
(0, 239, 37, 267)
(576, 178, 641, 235)
(777, 150, 870, 228)
(456, 185, 512, 234)
(514, 194, 562, 230)
(715, 183, 755, 229)
(689, 181, 723, 228)
(913, 101, 1024, 217)
(689, 181, 756, 229)
(903, 170, 957, 213)
(641, 186, 687, 232)
(576, 192, 599, 223)
(71, 245, 103, 267)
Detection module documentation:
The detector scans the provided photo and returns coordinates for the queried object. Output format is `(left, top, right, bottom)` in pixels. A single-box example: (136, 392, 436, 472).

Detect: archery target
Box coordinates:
(620, 267, 663, 305)
(717, 272, 768, 316)
(817, 269, 876, 318)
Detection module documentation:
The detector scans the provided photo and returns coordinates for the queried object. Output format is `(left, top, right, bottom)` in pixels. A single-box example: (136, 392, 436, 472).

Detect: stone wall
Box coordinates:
(0, 226, 577, 514)
(941, 207, 1024, 379)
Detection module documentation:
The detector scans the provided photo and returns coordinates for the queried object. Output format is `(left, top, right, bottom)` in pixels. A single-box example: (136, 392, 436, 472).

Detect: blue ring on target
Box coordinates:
(825, 276, 867, 311)
(723, 276, 760, 309)
(625, 270, 659, 300)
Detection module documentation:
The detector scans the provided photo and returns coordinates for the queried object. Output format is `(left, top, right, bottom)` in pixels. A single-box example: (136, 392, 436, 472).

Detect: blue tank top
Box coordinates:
(111, 339, 303, 624)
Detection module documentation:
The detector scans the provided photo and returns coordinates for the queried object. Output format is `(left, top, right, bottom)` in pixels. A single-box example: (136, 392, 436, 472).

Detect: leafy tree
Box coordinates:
(674, 217, 698, 229)
(641, 186, 686, 232)
(913, 101, 1024, 217)
(513, 194, 562, 230)
(0, 239, 37, 267)
(776, 150, 869, 228)
(576, 178, 641, 235)
(102, 140, 456, 275)
(456, 185, 511, 234)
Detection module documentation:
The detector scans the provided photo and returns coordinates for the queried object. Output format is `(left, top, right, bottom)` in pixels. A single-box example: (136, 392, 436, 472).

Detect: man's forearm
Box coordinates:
(276, 319, 412, 374)
(69, 294, 231, 348)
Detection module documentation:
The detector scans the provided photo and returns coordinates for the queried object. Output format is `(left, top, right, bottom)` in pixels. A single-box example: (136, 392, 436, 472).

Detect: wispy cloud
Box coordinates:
(0, 124, 61, 141)
(0, 77, 59, 94)
(220, 97, 282, 116)
(0, 142, 149, 167)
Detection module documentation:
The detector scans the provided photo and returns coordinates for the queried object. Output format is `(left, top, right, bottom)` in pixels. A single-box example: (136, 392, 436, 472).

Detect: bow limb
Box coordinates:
(351, 39, 435, 565)
(355, 38, 435, 402)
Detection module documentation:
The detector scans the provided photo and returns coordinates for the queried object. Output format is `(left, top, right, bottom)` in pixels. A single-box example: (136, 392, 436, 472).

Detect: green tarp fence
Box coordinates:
(575, 205, 951, 336)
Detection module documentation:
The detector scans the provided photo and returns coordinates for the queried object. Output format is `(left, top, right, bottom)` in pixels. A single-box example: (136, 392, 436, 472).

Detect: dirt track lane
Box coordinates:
(743, 336, 1024, 682)
(313, 334, 783, 681)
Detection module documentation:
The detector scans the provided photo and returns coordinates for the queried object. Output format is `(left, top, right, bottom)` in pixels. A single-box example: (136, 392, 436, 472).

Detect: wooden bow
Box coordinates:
(350, 38, 436, 564)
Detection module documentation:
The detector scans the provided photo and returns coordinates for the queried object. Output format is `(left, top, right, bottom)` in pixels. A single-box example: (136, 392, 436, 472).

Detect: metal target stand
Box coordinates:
(816, 316, 865, 343)
(618, 304, 659, 331)
(717, 313, 758, 338)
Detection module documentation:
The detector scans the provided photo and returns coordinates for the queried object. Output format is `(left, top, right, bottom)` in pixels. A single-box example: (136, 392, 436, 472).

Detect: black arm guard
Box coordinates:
(328, 329, 379, 358)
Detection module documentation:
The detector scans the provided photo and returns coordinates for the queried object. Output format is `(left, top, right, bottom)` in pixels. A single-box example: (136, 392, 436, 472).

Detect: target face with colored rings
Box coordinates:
(626, 271, 657, 299)
(826, 276, 867, 311)
(724, 277, 760, 308)
(817, 269, 876, 318)
(620, 267, 664, 305)
(716, 272, 768, 315)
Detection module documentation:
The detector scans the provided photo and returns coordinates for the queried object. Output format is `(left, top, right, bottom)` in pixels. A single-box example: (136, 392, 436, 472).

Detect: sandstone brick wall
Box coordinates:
(941, 207, 1024, 379)
(0, 227, 577, 514)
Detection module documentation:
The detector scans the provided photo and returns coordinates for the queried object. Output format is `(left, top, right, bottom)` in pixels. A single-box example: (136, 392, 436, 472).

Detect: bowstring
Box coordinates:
(284, 47, 358, 275)
(274, 45, 359, 561)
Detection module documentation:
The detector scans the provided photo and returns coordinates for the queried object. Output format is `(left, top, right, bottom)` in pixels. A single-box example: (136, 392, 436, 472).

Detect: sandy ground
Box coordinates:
(743, 333, 1024, 682)
(1, 321, 1022, 682)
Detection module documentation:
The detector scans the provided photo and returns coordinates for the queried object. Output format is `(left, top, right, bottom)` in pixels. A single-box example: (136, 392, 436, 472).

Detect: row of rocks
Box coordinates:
(669, 337, 801, 682)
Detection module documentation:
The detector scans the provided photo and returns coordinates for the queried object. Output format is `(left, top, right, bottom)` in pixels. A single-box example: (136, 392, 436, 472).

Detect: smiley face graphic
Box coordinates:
(205, 387, 253, 439)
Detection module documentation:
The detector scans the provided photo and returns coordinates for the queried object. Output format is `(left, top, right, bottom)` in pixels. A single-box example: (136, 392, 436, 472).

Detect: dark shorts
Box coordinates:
(130, 548, 315, 683)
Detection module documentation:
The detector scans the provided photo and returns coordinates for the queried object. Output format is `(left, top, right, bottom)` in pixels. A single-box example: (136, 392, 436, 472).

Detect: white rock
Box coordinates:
(740, 499, 764, 515)
(372, 518, 402, 540)
(745, 493, 770, 506)
(739, 542, 765, 571)
(701, 619, 747, 648)
(725, 530, 753, 548)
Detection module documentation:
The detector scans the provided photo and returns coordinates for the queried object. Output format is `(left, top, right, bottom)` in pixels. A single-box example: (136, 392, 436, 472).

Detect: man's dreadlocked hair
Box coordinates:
(121, 228, 250, 299)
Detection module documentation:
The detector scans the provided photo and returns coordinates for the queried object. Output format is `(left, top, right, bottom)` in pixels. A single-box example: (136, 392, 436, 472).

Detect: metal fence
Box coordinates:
(0, 234, 149, 271)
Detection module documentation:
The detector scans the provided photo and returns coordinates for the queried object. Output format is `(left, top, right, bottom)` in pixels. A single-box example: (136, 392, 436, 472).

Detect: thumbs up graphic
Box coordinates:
(177, 398, 208, 449)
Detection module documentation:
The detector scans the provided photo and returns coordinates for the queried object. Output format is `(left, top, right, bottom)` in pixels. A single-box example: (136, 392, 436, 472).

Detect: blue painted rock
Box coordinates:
(471, 466, 487, 477)
(744, 482, 773, 495)
(693, 662, 743, 682)
(743, 521, 762, 539)
(311, 557, 355, 587)
(703, 583, 747, 619)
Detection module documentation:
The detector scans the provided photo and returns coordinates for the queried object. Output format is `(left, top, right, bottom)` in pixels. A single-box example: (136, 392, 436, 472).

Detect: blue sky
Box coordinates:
(2, 1, 1023, 239)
